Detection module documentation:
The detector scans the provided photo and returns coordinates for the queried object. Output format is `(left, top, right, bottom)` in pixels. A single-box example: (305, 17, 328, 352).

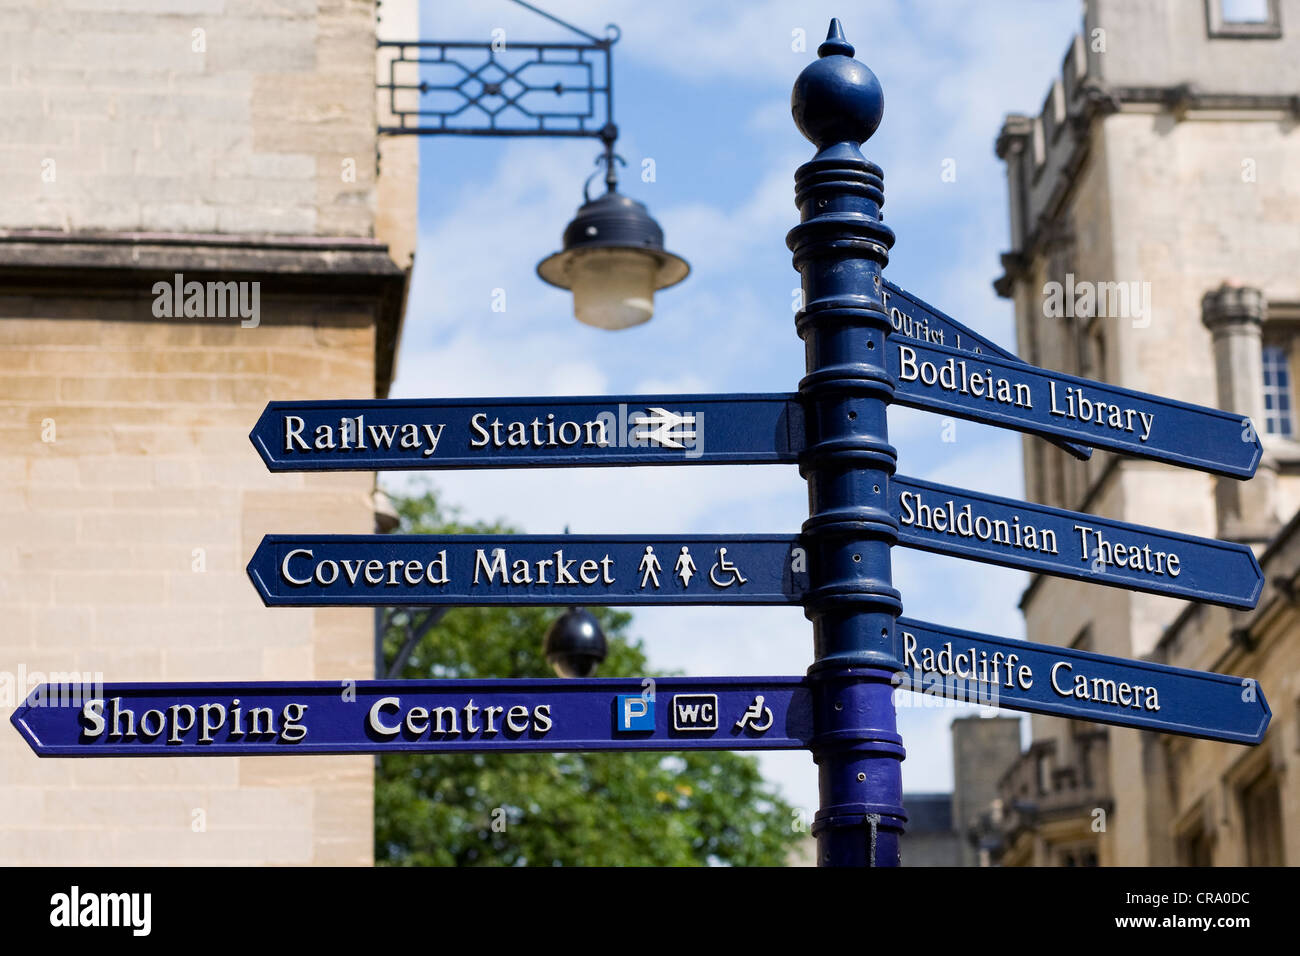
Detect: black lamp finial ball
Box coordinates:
(542, 607, 608, 679)
(791, 19, 884, 150)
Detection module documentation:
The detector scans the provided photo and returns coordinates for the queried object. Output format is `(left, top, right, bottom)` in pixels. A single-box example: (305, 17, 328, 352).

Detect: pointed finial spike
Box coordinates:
(792, 17, 883, 148)
(818, 18, 854, 58)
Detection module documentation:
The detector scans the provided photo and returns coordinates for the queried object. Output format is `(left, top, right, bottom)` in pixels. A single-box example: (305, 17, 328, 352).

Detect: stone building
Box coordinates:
(902, 716, 1023, 867)
(986, 0, 1300, 865)
(0, 0, 417, 864)
(900, 793, 960, 866)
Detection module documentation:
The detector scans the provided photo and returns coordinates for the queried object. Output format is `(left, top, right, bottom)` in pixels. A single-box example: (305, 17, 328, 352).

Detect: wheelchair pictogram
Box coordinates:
(709, 547, 748, 588)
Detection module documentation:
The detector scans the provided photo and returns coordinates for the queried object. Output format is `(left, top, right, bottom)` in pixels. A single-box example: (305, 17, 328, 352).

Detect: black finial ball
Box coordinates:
(542, 607, 607, 679)
(791, 19, 884, 149)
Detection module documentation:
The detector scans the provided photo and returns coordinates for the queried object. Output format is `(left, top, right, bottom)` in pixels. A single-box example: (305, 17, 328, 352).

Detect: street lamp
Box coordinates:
(374, 0, 646, 674)
(378, 0, 688, 329)
(536, 133, 689, 330)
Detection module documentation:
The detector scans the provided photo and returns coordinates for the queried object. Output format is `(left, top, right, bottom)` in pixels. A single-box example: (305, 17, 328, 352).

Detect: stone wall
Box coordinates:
(0, 0, 380, 237)
(0, 295, 376, 863)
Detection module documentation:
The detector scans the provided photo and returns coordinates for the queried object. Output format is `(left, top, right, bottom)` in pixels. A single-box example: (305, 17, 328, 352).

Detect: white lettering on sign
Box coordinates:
(276, 404, 708, 461)
(900, 632, 1163, 714)
(896, 345, 1032, 409)
(1049, 382, 1154, 442)
(1074, 525, 1180, 578)
(471, 548, 616, 586)
(898, 491, 1059, 555)
(901, 632, 1033, 691)
(882, 289, 949, 347)
(284, 415, 446, 457)
(469, 412, 610, 449)
(281, 549, 450, 588)
(896, 344, 1158, 443)
(367, 696, 553, 737)
(1050, 662, 1160, 711)
(81, 697, 310, 744)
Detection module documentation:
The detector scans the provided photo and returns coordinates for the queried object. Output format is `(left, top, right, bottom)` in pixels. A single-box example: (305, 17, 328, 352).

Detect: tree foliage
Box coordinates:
(375, 489, 799, 866)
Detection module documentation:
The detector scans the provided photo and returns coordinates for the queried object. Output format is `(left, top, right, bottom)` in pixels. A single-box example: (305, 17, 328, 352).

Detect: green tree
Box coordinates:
(375, 488, 800, 866)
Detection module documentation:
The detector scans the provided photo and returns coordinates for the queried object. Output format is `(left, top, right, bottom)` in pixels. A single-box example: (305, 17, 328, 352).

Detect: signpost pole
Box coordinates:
(789, 20, 906, 866)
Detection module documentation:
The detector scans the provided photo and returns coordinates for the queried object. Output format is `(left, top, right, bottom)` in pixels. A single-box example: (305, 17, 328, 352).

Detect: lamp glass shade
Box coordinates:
(568, 248, 659, 330)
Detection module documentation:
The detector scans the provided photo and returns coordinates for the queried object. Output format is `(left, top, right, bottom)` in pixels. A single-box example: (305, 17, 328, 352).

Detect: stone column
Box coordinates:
(1201, 284, 1280, 542)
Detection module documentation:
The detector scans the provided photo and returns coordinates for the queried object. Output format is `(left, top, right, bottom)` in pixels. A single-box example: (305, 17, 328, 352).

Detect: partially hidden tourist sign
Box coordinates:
(891, 475, 1264, 610)
(247, 534, 809, 606)
(888, 339, 1262, 479)
(250, 394, 800, 471)
(896, 617, 1271, 744)
(882, 281, 1091, 461)
(10, 677, 811, 756)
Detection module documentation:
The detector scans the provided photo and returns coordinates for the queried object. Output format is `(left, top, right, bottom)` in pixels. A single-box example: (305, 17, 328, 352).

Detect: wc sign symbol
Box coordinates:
(615, 694, 655, 732)
(671, 694, 718, 732)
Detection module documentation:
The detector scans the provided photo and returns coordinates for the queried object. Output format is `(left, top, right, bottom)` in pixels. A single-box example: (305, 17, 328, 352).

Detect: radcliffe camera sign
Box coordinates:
(896, 619, 1270, 744)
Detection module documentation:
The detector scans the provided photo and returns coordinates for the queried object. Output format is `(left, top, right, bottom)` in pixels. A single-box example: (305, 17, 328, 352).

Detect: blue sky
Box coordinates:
(387, 0, 1083, 815)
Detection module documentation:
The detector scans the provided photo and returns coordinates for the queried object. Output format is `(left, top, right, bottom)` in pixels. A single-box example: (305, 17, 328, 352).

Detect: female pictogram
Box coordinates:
(674, 546, 696, 586)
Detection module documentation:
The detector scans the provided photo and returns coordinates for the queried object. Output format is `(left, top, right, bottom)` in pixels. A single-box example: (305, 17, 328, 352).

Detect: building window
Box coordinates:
(1240, 769, 1285, 866)
(1179, 822, 1214, 866)
(1085, 326, 1107, 381)
(1261, 344, 1293, 437)
(1206, 0, 1283, 38)
(1031, 117, 1046, 176)
(1057, 843, 1099, 867)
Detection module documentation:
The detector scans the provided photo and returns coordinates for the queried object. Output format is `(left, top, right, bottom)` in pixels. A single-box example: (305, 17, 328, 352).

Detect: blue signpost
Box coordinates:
(889, 338, 1262, 478)
(881, 280, 1091, 461)
(17, 645, 1266, 753)
(11, 18, 1275, 869)
(896, 618, 1271, 745)
(248, 534, 807, 606)
(11, 677, 811, 756)
(891, 475, 1263, 609)
(250, 394, 800, 471)
(246, 490, 1262, 610)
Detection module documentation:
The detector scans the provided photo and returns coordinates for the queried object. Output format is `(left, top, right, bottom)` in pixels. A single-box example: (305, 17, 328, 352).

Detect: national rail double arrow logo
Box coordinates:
(630, 407, 697, 449)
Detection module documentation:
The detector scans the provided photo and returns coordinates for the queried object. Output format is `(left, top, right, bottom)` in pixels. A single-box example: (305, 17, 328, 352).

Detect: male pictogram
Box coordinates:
(639, 545, 662, 589)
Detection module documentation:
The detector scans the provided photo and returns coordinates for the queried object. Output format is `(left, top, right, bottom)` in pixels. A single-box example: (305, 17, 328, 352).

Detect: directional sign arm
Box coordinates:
(891, 474, 1263, 610)
(251, 393, 802, 472)
(248, 534, 808, 607)
(888, 340, 1261, 478)
(11, 678, 813, 756)
(897, 617, 1270, 744)
(881, 280, 1091, 461)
